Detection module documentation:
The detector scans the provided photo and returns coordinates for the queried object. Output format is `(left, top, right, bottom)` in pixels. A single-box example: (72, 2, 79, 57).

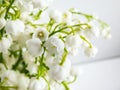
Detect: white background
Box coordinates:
(51, 0, 120, 63)
(70, 57, 120, 90)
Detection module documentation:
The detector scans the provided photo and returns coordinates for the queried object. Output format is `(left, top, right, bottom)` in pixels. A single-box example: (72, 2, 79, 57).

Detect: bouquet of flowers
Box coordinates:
(0, 0, 111, 90)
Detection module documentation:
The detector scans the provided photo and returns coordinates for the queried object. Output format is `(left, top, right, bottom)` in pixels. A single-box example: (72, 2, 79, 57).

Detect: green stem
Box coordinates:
(80, 35, 92, 48)
(67, 75, 77, 84)
(71, 11, 109, 28)
(12, 49, 23, 70)
(5, 0, 15, 19)
(62, 81, 70, 90)
(49, 23, 89, 37)
(0, 53, 8, 70)
(34, 10, 42, 20)
(0, 85, 18, 89)
(59, 48, 68, 66)
(71, 11, 94, 21)
(37, 47, 46, 78)
(43, 77, 50, 90)
(0, 27, 5, 40)
(47, 18, 54, 32)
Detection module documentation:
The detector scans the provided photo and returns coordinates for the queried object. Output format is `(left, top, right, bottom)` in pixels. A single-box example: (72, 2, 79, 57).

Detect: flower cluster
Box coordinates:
(0, 0, 111, 90)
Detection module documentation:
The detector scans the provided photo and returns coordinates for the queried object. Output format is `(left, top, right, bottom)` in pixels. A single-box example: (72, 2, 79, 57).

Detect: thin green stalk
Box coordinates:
(59, 48, 68, 66)
(67, 75, 77, 84)
(43, 77, 50, 90)
(37, 47, 46, 78)
(80, 35, 92, 48)
(0, 53, 8, 70)
(5, 0, 15, 19)
(0, 85, 18, 89)
(62, 81, 70, 90)
(12, 49, 23, 70)
(49, 23, 89, 37)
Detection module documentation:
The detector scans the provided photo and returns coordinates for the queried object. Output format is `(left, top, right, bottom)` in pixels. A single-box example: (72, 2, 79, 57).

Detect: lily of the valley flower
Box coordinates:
(17, 74, 30, 90)
(101, 27, 112, 39)
(0, 37, 12, 53)
(48, 59, 71, 82)
(26, 38, 43, 57)
(62, 11, 72, 25)
(65, 35, 82, 55)
(15, 0, 33, 13)
(49, 10, 62, 23)
(0, 64, 7, 77)
(1, 70, 18, 85)
(45, 36, 64, 56)
(28, 78, 47, 90)
(26, 61, 38, 75)
(32, 0, 47, 9)
(5, 20, 25, 36)
(84, 45, 98, 57)
(33, 28, 49, 41)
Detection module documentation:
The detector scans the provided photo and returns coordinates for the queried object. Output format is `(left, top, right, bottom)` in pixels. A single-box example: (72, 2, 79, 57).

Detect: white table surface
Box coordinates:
(70, 57, 120, 90)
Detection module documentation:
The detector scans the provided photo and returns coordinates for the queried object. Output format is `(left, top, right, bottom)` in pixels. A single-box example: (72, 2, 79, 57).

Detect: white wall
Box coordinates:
(51, 0, 120, 63)
(70, 57, 120, 90)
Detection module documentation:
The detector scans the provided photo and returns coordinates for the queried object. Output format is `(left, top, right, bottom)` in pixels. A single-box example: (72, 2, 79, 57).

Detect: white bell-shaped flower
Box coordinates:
(17, 74, 30, 90)
(62, 11, 72, 25)
(32, 0, 47, 9)
(84, 46, 98, 57)
(28, 78, 46, 90)
(65, 35, 82, 49)
(48, 59, 71, 82)
(22, 50, 34, 64)
(101, 27, 112, 39)
(50, 81, 64, 90)
(33, 28, 49, 41)
(49, 10, 62, 23)
(26, 62, 38, 75)
(15, 32, 31, 47)
(0, 37, 12, 53)
(65, 35, 82, 55)
(45, 36, 64, 56)
(0, 63, 7, 77)
(83, 22, 100, 39)
(16, 0, 33, 13)
(0, 18, 6, 30)
(1, 70, 18, 85)
(26, 38, 43, 57)
(5, 19, 25, 36)
(3, 53, 16, 69)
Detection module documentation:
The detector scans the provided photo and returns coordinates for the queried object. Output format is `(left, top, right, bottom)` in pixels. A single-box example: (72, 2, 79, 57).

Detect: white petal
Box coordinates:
(29, 78, 46, 90)
(5, 20, 25, 36)
(84, 46, 98, 57)
(0, 18, 6, 30)
(26, 38, 42, 57)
